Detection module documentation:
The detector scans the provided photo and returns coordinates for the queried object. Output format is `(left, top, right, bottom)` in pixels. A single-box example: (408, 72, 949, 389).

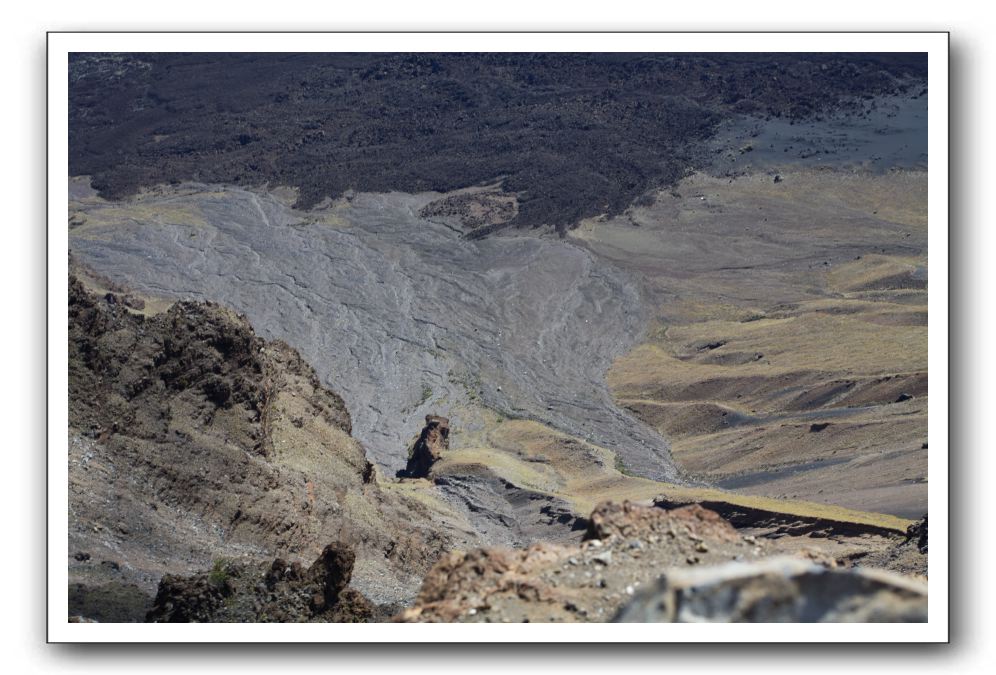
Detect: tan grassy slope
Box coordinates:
(572, 170, 928, 518)
(435, 414, 912, 535)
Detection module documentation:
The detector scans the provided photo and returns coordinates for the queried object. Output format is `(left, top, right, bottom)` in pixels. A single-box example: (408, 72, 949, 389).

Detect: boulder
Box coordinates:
(613, 556, 927, 622)
(584, 501, 740, 545)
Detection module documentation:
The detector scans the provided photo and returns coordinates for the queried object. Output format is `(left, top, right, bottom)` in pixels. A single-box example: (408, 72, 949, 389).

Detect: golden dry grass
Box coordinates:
(70, 262, 175, 317)
(71, 200, 211, 235)
(572, 169, 928, 517)
(610, 308, 926, 406)
(438, 418, 912, 534)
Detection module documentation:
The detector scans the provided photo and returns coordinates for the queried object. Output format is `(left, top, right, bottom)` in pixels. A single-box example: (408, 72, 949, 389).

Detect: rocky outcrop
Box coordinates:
(585, 501, 740, 545)
(397, 501, 774, 623)
(403, 415, 449, 478)
(147, 543, 377, 622)
(68, 274, 468, 611)
(613, 557, 927, 622)
(69, 273, 352, 454)
(397, 499, 928, 623)
(850, 513, 928, 578)
(68, 581, 153, 623)
(418, 191, 518, 232)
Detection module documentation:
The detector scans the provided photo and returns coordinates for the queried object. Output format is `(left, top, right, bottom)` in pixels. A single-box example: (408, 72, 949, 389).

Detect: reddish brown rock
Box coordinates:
(395, 501, 766, 623)
(395, 543, 567, 623)
(584, 501, 740, 544)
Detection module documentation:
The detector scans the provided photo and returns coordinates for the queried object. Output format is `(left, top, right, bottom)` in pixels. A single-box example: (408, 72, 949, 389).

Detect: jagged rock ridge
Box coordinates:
(148, 543, 378, 623)
(68, 273, 476, 616)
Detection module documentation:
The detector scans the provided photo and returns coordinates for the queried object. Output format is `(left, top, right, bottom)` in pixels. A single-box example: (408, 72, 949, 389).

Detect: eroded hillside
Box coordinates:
(572, 170, 928, 517)
(68, 179, 676, 482)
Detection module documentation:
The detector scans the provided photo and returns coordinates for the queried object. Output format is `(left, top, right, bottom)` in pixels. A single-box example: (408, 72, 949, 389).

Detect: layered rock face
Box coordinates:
(404, 415, 450, 478)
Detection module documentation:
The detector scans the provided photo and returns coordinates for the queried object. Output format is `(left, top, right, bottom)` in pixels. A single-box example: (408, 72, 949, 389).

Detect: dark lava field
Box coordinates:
(69, 52, 926, 234)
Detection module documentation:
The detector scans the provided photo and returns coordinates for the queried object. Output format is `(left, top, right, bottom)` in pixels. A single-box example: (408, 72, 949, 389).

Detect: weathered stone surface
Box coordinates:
(907, 514, 928, 554)
(68, 581, 153, 623)
(613, 556, 927, 623)
(585, 501, 739, 544)
(396, 501, 774, 623)
(404, 415, 450, 478)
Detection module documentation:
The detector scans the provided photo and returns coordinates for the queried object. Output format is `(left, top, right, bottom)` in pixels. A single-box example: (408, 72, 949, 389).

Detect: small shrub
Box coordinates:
(208, 559, 229, 588)
(614, 454, 635, 477)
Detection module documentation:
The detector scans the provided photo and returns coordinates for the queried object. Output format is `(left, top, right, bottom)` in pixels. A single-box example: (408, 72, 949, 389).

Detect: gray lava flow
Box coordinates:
(70, 185, 678, 481)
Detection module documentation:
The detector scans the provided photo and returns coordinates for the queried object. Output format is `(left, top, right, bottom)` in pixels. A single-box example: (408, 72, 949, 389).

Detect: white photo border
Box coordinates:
(47, 31, 949, 643)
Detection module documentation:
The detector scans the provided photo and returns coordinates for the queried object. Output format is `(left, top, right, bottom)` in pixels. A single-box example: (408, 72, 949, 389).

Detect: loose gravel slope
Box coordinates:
(69, 182, 678, 481)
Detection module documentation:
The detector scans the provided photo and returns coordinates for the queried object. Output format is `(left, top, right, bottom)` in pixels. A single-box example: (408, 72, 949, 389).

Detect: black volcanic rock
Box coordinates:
(68, 53, 925, 234)
(147, 543, 376, 623)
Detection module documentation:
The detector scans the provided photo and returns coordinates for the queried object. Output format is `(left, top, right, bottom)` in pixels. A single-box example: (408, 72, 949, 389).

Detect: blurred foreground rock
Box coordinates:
(613, 556, 927, 623)
(397, 500, 927, 623)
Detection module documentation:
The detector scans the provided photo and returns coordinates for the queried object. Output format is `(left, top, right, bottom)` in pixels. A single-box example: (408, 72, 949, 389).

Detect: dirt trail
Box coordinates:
(69, 183, 678, 481)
